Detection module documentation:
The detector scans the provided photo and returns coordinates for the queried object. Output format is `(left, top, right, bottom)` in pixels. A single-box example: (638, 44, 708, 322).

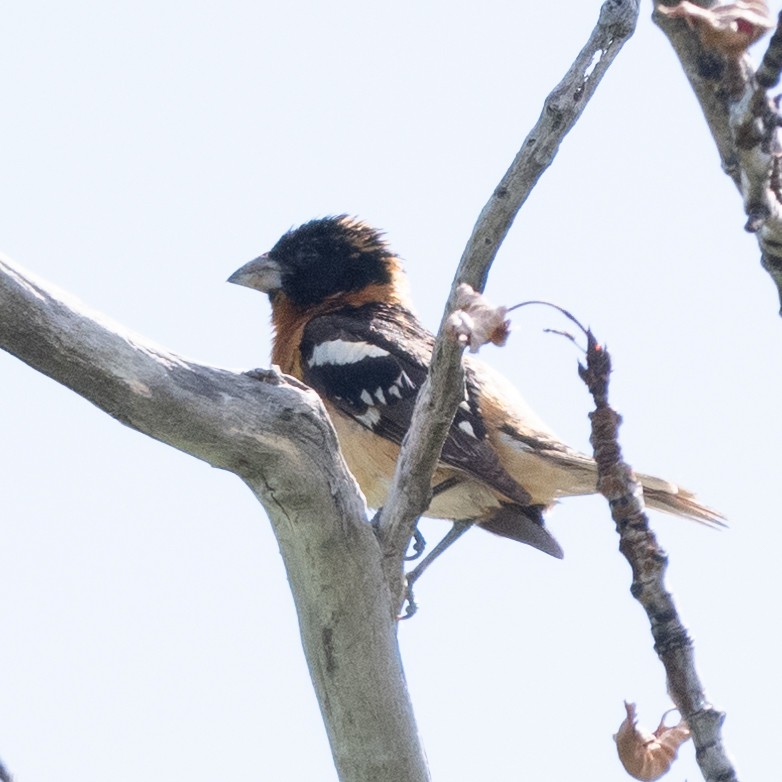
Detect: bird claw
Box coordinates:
(370, 510, 426, 560)
(244, 366, 310, 391)
(404, 527, 426, 561)
(398, 520, 473, 620)
(400, 580, 419, 620)
(400, 563, 425, 619)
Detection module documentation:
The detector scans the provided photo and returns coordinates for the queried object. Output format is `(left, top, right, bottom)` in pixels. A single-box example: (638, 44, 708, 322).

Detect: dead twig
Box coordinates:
(578, 322, 738, 782)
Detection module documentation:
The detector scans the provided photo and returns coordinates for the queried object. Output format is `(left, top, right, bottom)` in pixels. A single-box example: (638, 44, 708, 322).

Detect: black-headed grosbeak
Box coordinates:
(228, 216, 722, 558)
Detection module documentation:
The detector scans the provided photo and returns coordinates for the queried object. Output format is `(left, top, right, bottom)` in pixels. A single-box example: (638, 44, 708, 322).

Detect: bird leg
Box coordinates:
(373, 475, 465, 561)
(404, 528, 427, 561)
(402, 476, 464, 560)
(401, 519, 473, 619)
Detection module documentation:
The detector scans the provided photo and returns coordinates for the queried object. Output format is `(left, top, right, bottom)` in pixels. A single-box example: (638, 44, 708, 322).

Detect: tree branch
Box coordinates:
(378, 0, 641, 610)
(579, 331, 737, 782)
(0, 255, 429, 782)
(654, 0, 782, 311)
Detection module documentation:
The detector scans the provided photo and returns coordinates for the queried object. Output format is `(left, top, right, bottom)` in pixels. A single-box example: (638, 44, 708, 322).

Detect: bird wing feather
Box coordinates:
(299, 304, 533, 507)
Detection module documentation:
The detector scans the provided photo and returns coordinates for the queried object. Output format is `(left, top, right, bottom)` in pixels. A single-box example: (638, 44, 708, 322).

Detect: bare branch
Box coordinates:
(377, 0, 641, 608)
(456, 0, 642, 291)
(654, 0, 782, 311)
(579, 330, 737, 782)
(0, 255, 430, 782)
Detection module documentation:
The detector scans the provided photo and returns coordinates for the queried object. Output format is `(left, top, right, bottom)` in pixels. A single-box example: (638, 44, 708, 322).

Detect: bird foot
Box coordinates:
(401, 577, 420, 620)
(404, 527, 426, 561)
(370, 509, 426, 560)
(398, 520, 473, 620)
(244, 366, 310, 391)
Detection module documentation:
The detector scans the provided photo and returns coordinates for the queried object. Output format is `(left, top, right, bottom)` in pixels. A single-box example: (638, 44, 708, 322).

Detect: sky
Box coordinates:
(1, 2, 780, 781)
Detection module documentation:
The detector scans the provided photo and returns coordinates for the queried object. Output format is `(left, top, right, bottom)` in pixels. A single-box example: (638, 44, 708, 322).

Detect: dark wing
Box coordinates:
(299, 303, 533, 507)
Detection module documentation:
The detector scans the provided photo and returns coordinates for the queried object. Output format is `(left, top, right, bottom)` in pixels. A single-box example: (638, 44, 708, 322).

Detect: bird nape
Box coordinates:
(228, 216, 724, 607)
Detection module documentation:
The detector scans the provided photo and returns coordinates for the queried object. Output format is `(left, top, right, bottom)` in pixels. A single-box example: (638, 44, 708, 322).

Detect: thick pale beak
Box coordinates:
(227, 253, 283, 293)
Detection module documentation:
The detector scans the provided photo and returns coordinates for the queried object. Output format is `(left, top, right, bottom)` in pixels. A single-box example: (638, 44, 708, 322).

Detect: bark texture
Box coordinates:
(655, 0, 782, 312)
(378, 0, 641, 611)
(1, 1, 642, 777)
(579, 330, 737, 782)
(0, 256, 429, 782)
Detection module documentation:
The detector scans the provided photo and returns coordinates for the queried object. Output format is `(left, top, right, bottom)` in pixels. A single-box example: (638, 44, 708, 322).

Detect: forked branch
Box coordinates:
(0, 256, 429, 782)
(378, 0, 641, 611)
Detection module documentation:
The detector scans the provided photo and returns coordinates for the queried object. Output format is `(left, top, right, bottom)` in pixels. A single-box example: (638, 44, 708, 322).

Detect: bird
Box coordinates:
(228, 215, 723, 562)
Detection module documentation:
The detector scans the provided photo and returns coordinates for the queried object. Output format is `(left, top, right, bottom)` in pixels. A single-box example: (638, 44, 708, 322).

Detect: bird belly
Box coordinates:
(326, 406, 399, 509)
(325, 403, 502, 520)
(425, 476, 502, 520)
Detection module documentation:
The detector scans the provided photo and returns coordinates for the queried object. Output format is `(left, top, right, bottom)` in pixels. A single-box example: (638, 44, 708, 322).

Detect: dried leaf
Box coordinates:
(445, 284, 510, 352)
(658, 1, 774, 56)
(614, 701, 691, 781)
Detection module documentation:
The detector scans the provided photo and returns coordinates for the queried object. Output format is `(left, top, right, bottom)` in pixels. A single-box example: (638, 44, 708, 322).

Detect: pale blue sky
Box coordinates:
(2, 2, 778, 780)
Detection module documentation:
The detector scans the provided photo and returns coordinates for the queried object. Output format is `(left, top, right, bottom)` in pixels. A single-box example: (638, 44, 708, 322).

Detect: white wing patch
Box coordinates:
(304, 336, 422, 433)
(458, 420, 477, 438)
(356, 407, 381, 428)
(308, 339, 391, 367)
(498, 431, 534, 452)
(398, 370, 415, 389)
(384, 371, 415, 400)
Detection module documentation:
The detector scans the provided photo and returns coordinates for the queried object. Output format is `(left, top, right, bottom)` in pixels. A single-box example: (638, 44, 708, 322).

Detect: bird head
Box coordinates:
(228, 215, 408, 309)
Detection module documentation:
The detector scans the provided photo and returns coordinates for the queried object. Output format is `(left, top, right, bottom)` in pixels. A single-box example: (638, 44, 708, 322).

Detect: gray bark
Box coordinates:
(654, 0, 782, 311)
(0, 1, 641, 777)
(379, 0, 641, 608)
(0, 256, 429, 782)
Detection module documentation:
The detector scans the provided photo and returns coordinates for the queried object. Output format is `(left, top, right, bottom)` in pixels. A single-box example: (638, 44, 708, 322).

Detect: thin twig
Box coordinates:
(376, 0, 641, 612)
(578, 330, 738, 782)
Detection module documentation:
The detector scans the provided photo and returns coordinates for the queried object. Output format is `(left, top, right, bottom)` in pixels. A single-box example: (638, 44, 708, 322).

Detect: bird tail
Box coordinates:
(635, 472, 726, 528)
(480, 503, 564, 559)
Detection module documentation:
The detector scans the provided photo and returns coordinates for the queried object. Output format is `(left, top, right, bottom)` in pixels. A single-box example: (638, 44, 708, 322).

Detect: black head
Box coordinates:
(269, 216, 397, 306)
(228, 216, 399, 308)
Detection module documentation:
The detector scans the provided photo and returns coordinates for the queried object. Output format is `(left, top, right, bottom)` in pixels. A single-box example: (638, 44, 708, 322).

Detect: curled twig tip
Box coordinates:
(507, 299, 592, 342)
(542, 327, 585, 351)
